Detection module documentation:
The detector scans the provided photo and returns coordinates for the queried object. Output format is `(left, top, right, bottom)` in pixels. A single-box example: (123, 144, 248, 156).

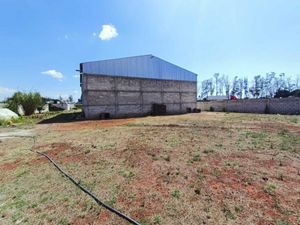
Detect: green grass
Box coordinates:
(0, 110, 81, 127)
(264, 183, 276, 196)
(171, 189, 181, 199)
(277, 129, 299, 152)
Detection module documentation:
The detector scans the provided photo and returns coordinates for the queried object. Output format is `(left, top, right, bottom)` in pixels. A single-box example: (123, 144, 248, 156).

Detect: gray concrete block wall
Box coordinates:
(82, 74, 197, 119)
(197, 98, 300, 115)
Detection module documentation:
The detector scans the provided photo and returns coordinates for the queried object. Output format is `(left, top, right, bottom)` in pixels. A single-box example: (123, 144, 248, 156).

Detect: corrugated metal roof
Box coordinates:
(81, 55, 197, 81)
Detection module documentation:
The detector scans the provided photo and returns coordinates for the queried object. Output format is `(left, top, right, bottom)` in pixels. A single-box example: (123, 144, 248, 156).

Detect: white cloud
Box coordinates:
(0, 86, 16, 95)
(99, 24, 118, 41)
(73, 74, 80, 78)
(64, 34, 69, 40)
(92, 32, 97, 37)
(0, 86, 16, 100)
(42, 70, 64, 81)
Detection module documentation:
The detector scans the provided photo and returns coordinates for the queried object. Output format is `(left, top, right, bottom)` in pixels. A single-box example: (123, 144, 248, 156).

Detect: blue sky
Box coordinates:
(0, 0, 300, 100)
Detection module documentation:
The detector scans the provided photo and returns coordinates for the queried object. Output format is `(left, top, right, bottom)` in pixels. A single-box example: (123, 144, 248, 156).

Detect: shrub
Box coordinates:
(6, 92, 43, 116)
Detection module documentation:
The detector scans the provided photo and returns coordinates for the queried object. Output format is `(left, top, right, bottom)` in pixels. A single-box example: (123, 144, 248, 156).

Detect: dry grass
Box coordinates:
(0, 112, 299, 225)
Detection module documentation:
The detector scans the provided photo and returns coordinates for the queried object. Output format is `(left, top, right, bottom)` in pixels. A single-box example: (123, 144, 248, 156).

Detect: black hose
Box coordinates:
(2, 135, 141, 225)
(35, 151, 141, 225)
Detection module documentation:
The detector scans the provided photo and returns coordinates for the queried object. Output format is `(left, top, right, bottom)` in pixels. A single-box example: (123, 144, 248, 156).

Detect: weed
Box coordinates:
(234, 205, 244, 213)
(30, 203, 38, 208)
(14, 199, 26, 209)
(171, 189, 181, 199)
(289, 117, 298, 123)
(102, 143, 116, 149)
(16, 170, 28, 178)
(277, 129, 298, 152)
(59, 218, 70, 225)
(106, 196, 116, 207)
(203, 149, 214, 154)
(192, 154, 201, 162)
(223, 205, 236, 220)
(204, 207, 210, 213)
(167, 138, 182, 147)
(153, 215, 162, 224)
(120, 170, 135, 179)
(276, 220, 291, 225)
(197, 174, 205, 181)
(264, 183, 276, 196)
(246, 131, 266, 141)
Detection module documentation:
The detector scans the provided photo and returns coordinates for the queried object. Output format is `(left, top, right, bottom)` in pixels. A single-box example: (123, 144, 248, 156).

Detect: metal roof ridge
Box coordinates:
(81, 54, 153, 64)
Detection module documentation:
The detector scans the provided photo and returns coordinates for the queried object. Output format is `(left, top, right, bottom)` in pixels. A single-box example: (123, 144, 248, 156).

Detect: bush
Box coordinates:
(6, 92, 43, 116)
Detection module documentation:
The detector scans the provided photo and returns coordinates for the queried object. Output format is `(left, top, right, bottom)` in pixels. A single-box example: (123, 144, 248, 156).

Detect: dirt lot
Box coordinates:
(0, 112, 299, 225)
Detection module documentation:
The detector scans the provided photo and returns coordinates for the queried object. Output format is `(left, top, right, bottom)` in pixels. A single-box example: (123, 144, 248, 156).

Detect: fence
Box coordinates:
(197, 97, 300, 115)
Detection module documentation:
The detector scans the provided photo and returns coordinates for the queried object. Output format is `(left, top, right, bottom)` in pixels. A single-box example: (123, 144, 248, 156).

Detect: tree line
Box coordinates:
(199, 72, 300, 99)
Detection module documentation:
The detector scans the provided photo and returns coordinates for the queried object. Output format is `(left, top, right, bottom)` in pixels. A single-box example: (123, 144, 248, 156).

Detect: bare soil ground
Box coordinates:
(0, 112, 299, 225)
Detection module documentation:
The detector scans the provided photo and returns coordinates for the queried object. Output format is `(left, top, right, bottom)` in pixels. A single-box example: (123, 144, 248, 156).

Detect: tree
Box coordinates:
(243, 77, 249, 98)
(286, 77, 295, 92)
(6, 92, 43, 116)
(237, 78, 243, 99)
(250, 75, 263, 98)
(231, 76, 239, 96)
(265, 72, 276, 97)
(223, 75, 230, 98)
(278, 73, 287, 90)
(213, 73, 219, 95)
(296, 74, 300, 89)
(201, 79, 210, 99)
(68, 95, 74, 103)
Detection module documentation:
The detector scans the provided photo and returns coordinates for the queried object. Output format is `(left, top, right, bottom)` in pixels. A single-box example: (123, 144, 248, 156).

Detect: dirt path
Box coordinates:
(0, 128, 34, 140)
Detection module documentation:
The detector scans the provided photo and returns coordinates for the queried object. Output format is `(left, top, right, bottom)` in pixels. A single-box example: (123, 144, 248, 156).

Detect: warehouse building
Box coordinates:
(80, 55, 197, 119)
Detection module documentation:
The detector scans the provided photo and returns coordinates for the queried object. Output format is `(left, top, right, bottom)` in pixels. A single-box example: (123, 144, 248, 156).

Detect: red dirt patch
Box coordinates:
(202, 151, 300, 224)
(53, 118, 136, 131)
(31, 142, 86, 164)
(0, 158, 22, 171)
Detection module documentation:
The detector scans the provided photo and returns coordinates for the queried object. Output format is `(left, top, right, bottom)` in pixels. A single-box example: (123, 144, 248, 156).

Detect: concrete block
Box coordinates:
(117, 105, 142, 116)
(143, 92, 162, 104)
(141, 79, 162, 91)
(84, 105, 116, 119)
(181, 92, 196, 103)
(162, 80, 180, 92)
(142, 104, 152, 114)
(85, 91, 115, 105)
(115, 77, 140, 91)
(86, 75, 115, 90)
(166, 103, 181, 113)
(117, 92, 141, 105)
(163, 92, 180, 104)
(180, 81, 197, 92)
